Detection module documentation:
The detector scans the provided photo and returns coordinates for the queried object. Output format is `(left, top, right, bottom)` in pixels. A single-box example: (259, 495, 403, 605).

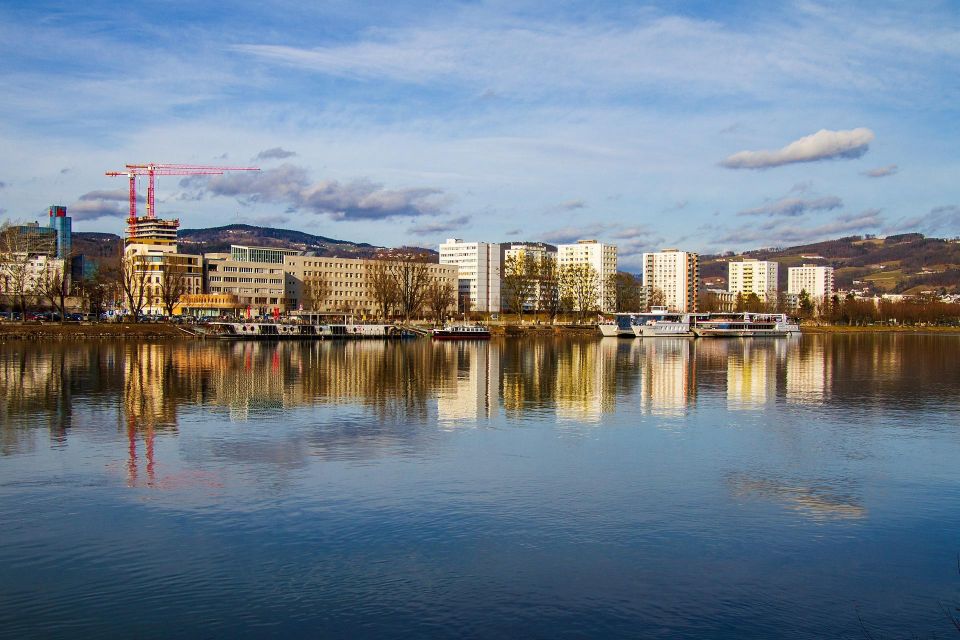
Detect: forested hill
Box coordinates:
(699, 234, 960, 294)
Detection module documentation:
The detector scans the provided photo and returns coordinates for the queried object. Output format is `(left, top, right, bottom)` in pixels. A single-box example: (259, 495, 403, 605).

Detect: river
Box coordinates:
(1, 335, 958, 638)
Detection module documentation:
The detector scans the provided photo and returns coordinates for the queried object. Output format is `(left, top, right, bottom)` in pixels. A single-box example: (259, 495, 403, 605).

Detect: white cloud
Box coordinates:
(182, 164, 449, 221)
(863, 164, 898, 178)
(721, 128, 875, 169)
(738, 196, 843, 217)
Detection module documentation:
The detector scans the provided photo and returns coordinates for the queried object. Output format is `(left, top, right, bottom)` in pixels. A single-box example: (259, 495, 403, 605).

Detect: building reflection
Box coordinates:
(436, 342, 500, 425)
(2, 335, 958, 462)
(639, 339, 695, 417)
(724, 341, 778, 411)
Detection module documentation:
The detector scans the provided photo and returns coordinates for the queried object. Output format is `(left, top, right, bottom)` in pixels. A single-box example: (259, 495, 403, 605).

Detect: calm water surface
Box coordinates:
(1, 335, 959, 638)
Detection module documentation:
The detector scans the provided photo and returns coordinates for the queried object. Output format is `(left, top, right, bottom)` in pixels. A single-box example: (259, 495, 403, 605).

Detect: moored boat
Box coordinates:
(432, 325, 492, 340)
(691, 313, 795, 338)
(598, 313, 642, 337)
(630, 308, 694, 337)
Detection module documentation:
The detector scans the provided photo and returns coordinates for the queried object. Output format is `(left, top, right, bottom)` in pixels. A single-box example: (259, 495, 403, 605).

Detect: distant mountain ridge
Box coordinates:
(699, 233, 960, 294)
(71, 225, 959, 293)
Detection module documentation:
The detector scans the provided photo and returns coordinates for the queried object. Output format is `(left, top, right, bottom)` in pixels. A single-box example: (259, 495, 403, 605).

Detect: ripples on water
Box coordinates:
(1, 335, 959, 638)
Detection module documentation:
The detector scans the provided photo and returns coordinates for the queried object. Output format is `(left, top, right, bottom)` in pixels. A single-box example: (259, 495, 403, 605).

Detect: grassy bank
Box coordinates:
(0, 322, 189, 341)
(800, 324, 960, 334)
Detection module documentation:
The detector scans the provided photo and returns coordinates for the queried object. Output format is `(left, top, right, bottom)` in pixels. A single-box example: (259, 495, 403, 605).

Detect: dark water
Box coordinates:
(1, 335, 959, 639)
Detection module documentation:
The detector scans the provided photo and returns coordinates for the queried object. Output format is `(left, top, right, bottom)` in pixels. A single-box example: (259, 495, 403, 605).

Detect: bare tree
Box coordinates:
(159, 264, 190, 317)
(502, 253, 539, 323)
(301, 272, 332, 312)
(391, 254, 432, 321)
(536, 254, 562, 323)
(647, 286, 666, 311)
(0, 221, 41, 321)
(83, 264, 113, 319)
(38, 258, 70, 322)
(368, 261, 399, 320)
(119, 251, 148, 322)
(458, 291, 472, 319)
(426, 280, 456, 326)
(561, 263, 599, 323)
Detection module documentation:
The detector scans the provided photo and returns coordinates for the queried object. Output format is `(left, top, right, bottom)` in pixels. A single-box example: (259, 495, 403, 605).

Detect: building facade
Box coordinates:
(557, 240, 618, 312)
(439, 239, 502, 313)
(205, 248, 288, 315)
(728, 259, 778, 301)
(123, 216, 203, 315)
(285, 255, 459, 317)
(642, 249, 699, 312)
(787, 264, 835, 301)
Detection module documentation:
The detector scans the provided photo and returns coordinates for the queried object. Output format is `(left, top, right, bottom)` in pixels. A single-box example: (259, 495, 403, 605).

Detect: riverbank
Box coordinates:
(0, 322, 189, 341)
(800, 324, 960, 334)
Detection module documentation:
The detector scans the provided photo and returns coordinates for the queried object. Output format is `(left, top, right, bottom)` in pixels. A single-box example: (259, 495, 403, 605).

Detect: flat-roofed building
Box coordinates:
(557, 240, 618, 312)
(439, 239, 501, 313)
(728, 259, 778, 301)
(204, 252, 288, 315)
(285, 255, 459, 317)
(642, 249, 699, 312)
(230, 245, 299, 264)
(787, 264, 834, 301)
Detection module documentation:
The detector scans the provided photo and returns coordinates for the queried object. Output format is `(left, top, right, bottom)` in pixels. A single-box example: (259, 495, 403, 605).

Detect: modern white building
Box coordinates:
(439, 239, 501, 313)
(557, 240, 618, 312)
(642, 249, 699, 312)
(728, 259, 779, 301)
(787, 264, 835, 300)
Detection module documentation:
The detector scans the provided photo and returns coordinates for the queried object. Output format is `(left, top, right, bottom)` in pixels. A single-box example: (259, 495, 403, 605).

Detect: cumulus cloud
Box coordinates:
(720, 128, 875, 169)
(863, 164, 898, 178)
(255, 147, 297, 161)
(182, 163, 448, 221)
(408, 215, 471, 236)
(888, 205, 960, 235)
(69, 189, 143, 221)
(738, 196, 843, 217)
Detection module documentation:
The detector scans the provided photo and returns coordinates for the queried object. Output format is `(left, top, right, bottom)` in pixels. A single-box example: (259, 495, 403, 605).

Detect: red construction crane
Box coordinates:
(105, 163, 260, 219)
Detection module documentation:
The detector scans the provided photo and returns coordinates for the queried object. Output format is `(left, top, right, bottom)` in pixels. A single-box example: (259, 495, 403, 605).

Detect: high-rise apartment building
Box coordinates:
(557, 240, 618, 312)
(787, 264, 834, 300)
(439, 239, 501, 313)
(728, 259, 778, 301)
(642, 249, 699, 312)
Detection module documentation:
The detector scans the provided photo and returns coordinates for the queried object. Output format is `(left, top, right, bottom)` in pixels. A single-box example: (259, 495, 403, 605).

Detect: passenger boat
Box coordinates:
(691, 313, 796, 338)
(630, 308, 694, 338)
(432, 325, 492, 340)
(598, 313, 642, 337)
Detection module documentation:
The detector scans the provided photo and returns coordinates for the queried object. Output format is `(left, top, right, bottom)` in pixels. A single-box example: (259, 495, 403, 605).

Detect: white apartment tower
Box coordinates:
(439, 239, 501, 313)
(557, 240, 618, 312)
(728, 259, 779, 301)
(502, 242, 557, 311)
(787, 264, 835, 300)
(642, 249, 699, 312)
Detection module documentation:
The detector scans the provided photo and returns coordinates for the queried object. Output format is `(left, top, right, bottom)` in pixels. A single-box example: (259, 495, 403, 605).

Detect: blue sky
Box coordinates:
(1, 0, 958, 269)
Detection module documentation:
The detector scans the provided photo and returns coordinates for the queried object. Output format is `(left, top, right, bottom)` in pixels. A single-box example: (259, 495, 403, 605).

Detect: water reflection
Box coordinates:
(2, 335, 959, 445)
